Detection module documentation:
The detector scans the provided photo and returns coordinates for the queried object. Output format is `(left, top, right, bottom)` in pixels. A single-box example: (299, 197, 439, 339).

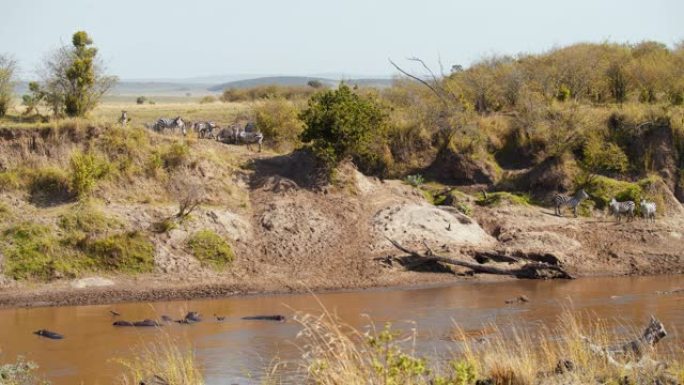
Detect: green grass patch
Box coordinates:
(585, 175, 643, 209)
(83, 231, 155, 273)
(187, 230, 234, 269)
(476, 191, 531, 207)
(27, 167, 72, 204)
(2, 222, 90, 280)
(0, 171, 21, 192)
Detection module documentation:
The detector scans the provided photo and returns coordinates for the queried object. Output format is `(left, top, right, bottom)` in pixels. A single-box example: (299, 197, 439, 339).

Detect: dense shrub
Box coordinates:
(254, 99, 303, 151)
(187, 230, 234, 269)
(136, 96, 147, 104)
(69, 151, 110, 198)
(221, 85, 316, 102)
(299, 84, 389, 175)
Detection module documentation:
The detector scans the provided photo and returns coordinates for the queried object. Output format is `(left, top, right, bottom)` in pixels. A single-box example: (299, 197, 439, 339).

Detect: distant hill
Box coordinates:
(208, 76, 393, 91)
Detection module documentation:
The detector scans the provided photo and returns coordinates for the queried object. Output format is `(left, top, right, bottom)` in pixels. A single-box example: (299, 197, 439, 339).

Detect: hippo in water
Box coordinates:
(34, 329, 64, 339)
(161, 315, 174, 322)
(133, 319, 161, 327)
(176, 311, 202, 324)
(113, 320, 134, 327)
(242, 315, 286, 322)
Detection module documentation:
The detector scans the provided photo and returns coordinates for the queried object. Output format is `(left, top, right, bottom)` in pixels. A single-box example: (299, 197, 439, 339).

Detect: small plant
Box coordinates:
(69, 151, 110, 198)
(187, 230, 234, 269)
(404, 174, 425, 187)
(0, 356, 50, 385)
(161, 142, 190, 170)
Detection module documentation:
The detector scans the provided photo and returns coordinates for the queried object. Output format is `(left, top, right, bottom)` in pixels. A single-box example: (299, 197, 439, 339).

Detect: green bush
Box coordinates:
(187, 230, 234, 269)
(254, 98, 303, 151)
(299, 84, 389, 174)
(584, 175, 643, 209)
(69, 151, 110, 198)
(83, 231, 155, 273)
(581, 133, 629, 175)
(136, 96, 147, 105)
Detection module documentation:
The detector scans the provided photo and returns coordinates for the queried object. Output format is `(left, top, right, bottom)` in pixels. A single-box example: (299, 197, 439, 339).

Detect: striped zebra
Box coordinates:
(149, 116, 187, 135)
(193, 121, 218, 139)
(554, 189, 589, 217)
(609, 198, 636, 222)
(640, 199, 657, 222)
(236, 129, 264, 152)
(118, 110, 129, 127)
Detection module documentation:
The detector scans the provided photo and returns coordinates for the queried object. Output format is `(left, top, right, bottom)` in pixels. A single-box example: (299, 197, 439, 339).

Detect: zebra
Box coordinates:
(609, 198, 636, 222)
(193, 121, 218, 139)
(215, 124, 241, 144)
(118, 110, 129, 127)
(149, 116, 187, 135)
(554, 189, 589, 217)
(236, 129, 264, 152)
(640, 199, 657, 222)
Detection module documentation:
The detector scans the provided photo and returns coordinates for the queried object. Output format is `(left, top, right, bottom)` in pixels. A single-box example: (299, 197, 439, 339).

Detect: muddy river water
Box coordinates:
(1, 275, 683, 384)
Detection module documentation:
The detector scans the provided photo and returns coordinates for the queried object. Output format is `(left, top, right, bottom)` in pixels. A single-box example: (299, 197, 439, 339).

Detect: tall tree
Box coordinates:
(0, 54, 17, 117)
(35, 31, 116, 117)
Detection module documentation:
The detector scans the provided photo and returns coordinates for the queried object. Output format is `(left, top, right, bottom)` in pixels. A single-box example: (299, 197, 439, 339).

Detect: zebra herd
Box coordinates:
(123, 111, 263, 152)
(554, 189, 658, 222)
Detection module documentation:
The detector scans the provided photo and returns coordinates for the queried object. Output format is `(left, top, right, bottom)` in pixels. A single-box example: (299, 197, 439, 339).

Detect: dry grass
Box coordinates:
(115, 334, 203, 385)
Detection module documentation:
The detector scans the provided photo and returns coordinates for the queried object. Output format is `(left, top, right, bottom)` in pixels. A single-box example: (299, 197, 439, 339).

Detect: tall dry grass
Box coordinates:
(116, 334, 203, 385)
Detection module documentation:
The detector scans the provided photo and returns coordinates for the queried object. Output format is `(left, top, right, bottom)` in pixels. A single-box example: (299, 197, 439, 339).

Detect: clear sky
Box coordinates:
(2, 0, 682, 80)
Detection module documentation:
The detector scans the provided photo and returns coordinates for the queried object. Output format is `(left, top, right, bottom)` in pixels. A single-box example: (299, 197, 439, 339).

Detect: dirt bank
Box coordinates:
(1, 130, 684, 308)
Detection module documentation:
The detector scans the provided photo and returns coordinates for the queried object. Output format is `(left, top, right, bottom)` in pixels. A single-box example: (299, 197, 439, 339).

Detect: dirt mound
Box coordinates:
(426, 148, 499, 185)
(372, 203, 495, 251)
(500, 155, 576, 200)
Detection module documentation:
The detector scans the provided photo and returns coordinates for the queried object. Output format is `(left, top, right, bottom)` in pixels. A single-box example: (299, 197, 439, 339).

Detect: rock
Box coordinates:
(70, 277, 115, 289)
(554, 359, 575, 374)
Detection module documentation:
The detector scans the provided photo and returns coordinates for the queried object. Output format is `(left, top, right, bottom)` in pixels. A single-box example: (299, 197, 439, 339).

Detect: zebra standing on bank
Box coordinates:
(193, 121, 218, 139)
(554, 189, 589, 217)
(609, 198, 636, 222)
(640, 199, 657, 222)
(118, 110, 129, 127)
(151, 116, 187, 135)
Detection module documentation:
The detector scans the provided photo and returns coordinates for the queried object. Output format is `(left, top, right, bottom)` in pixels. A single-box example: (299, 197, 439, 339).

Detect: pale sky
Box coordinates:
(2, 0, 683, 80)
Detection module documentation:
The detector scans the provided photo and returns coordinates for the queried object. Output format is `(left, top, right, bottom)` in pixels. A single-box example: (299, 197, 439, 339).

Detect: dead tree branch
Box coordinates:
(386, 238, 573, 279)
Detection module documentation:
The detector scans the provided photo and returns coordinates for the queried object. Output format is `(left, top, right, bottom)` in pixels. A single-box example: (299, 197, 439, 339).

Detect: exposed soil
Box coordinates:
(1, 133, 684, 308)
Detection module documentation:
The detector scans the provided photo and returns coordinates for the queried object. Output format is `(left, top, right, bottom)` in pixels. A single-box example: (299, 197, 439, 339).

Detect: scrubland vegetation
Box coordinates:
(2, 39, 684, 281)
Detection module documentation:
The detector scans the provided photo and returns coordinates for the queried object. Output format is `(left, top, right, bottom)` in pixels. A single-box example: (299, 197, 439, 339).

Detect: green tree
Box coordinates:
(299, 84, 388, 173)
(0, 54, 17, 117)
(34, 31, 116, 117)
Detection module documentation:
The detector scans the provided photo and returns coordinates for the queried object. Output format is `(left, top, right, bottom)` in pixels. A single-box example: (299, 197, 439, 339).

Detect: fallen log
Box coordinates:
(386, 238, 573, 279)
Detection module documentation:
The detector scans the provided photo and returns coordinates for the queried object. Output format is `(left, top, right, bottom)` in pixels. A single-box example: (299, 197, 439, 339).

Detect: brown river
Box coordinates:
(1, 276, 684, 384)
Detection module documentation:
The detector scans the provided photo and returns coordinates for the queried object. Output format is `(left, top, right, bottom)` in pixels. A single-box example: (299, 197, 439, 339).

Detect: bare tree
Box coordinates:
(168, 170, 206, 219)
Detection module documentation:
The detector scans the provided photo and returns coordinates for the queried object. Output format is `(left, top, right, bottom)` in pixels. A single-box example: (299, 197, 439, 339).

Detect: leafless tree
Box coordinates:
(168, 170, 206, 219)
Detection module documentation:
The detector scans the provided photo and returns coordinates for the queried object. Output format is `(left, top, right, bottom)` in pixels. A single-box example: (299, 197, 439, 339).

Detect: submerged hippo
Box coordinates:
(242, 315, 286, 322)
(176, 311, 202, 324)
(34, 329, 64, 339)
(133, 319, 161, 327)
(161, 315, 174, 322)
(113, 320, 134, 327)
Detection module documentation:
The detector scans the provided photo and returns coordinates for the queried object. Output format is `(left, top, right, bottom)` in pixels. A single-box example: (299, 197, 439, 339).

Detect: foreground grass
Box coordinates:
(108, 309, 684, 385)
